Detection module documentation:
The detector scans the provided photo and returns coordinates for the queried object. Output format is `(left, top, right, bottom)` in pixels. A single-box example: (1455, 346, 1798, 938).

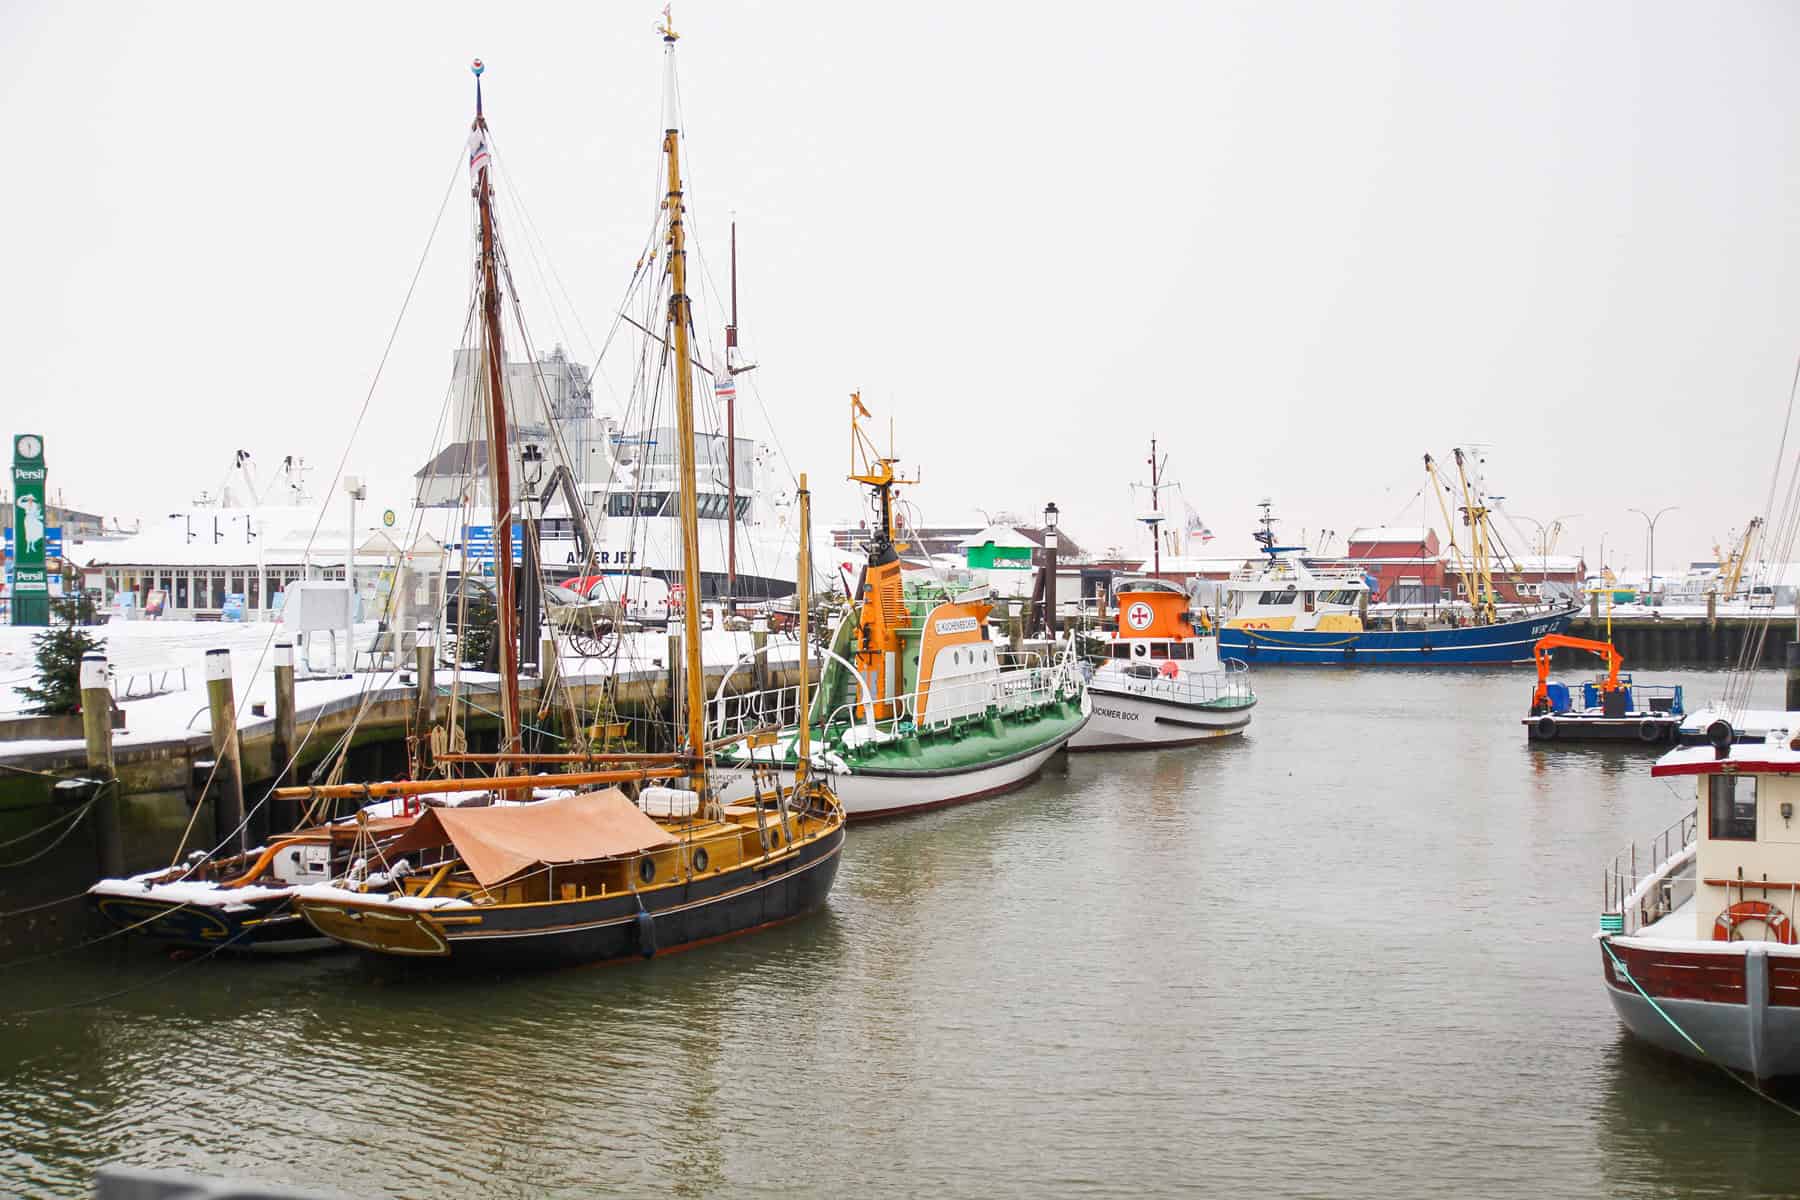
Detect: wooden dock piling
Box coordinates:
(79, 652, 122, 878)
(204, 648, 248, 854)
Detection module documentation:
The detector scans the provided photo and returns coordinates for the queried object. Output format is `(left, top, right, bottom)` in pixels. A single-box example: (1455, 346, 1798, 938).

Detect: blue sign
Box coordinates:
(463, 523, 522, 562)
(4, 525, 63, 591)
(222, 593, 247, 622)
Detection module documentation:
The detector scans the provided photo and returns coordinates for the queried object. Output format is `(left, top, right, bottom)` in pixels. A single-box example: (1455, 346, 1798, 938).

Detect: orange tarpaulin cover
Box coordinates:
(386, 787, 677, 887)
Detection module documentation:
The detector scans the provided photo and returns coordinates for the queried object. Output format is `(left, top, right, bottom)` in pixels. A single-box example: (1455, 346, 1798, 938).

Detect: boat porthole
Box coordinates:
(692, 848, 709, 873)
(639, 857, 656, 884)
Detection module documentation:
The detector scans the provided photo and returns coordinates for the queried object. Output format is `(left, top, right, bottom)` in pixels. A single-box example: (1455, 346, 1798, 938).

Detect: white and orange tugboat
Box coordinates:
(1071, 578, 1253, 751)
(1598, 722, 1800, 1079)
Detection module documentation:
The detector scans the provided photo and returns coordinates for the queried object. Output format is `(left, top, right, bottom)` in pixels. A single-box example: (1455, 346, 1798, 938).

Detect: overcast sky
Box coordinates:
(5, 1, 1797, 578)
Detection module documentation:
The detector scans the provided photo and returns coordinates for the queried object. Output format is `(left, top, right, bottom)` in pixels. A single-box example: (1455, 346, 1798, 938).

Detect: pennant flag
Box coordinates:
(1184, 503, 1215, 543)
(468, 128, 492, 181)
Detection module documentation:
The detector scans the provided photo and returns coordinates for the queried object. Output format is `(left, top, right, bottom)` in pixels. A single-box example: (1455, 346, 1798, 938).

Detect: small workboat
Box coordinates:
(1524, 634, 1683, 744)
(1070, 577, 1253, 751)
(1598, 721, 1800, 1079)
(296, 26, 845, 967)
(718, 396, 1089, 817)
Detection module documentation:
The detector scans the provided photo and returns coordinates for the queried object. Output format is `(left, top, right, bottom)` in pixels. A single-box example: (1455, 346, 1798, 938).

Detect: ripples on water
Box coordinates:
(5, 669, 1800, 1197)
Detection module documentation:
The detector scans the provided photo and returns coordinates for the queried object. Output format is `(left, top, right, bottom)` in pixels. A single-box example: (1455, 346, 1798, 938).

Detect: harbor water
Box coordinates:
(5, 667, 1800, 1198)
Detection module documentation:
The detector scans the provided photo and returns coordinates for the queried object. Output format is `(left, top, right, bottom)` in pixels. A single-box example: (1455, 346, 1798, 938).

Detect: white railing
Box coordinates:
(1098, 659, 1253, 706)
(1603, 808, 1699, 934)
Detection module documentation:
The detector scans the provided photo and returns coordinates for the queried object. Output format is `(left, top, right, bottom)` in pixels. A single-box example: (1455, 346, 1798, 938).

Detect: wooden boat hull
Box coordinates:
(88, 892, 332, 955)
(1220, 609, 1574, 665)
(1601, 936, 1800, 1079)
(1070, 686, 1253, 751)
(299, 824, 844, 970)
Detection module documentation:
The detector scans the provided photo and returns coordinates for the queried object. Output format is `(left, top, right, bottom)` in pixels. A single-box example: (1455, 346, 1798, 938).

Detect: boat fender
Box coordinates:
(1714, 899, 1796, 945)
(635, 907, 657, 958)
(1535, 716, 1557, 740)
(1636, 719, 1662, 743)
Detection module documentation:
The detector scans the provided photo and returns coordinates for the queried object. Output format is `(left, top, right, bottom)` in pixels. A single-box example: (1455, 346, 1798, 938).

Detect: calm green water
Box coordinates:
(4, 668, 1799, 1198)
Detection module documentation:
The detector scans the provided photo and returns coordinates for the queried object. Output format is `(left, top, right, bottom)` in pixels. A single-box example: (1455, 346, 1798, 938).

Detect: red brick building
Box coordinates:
(1345, 527, 1444, 604)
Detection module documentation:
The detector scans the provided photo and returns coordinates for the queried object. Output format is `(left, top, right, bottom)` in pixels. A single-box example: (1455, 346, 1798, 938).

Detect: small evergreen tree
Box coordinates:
(19, 599, 104, 715)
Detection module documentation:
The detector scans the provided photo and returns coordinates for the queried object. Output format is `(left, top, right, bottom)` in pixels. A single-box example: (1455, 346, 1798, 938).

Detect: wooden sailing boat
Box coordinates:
(295, 28, 844, 967)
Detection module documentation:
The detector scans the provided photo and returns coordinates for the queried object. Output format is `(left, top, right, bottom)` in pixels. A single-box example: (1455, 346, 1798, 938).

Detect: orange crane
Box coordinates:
(1530, 634, 1622, 715)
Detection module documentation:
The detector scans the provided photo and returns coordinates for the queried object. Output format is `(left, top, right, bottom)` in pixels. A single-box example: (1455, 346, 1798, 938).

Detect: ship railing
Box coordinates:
(1108, 659, 1254, 706)
(709, 684, 807, 740)
(809, 663, 1072, 742)
(1603, 808, 1699, 934)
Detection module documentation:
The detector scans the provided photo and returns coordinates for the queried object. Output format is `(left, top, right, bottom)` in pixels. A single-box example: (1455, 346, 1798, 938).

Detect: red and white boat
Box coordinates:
(1070, 578, 1254, 751)
(1598, 724, 1800, 1079)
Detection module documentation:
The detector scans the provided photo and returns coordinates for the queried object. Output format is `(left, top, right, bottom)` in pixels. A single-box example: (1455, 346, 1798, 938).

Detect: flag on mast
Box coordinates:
(468, 128, 492, 181)
(715, 370, 737, 404)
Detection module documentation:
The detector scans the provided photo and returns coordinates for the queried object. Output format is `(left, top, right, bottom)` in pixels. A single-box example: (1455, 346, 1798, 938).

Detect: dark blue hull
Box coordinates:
(1219, 609, 1575, 665)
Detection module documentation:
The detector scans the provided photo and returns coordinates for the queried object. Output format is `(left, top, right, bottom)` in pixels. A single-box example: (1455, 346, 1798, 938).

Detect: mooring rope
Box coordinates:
(1600, 938, 1800, 1118)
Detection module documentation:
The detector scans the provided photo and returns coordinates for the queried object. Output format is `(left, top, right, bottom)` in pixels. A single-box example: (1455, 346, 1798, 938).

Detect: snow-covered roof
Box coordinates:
(77, 506, 423, 569)
(958, 524, 1036, 551)
(1134, 555, 1252, 575)
(1347, 526, 1433, 545)
(1446, 554, 1585, 575)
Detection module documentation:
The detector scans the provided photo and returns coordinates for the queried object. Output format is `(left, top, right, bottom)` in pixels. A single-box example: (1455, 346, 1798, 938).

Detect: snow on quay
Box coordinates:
(0, 619, 810, 763)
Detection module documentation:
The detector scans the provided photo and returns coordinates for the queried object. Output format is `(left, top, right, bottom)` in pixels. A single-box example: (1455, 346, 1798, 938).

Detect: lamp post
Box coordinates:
(1043, 501, 1059, 636)
(1516, 512, 1580, 603)
(1629, 506, 1678, 608)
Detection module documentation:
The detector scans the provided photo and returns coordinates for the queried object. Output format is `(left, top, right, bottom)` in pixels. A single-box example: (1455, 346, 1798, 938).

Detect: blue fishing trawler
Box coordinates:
(1215, 489, 1575, 665)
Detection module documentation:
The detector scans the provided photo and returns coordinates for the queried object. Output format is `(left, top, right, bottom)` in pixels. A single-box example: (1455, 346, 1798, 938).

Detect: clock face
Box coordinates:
(16, 435, 41, 460)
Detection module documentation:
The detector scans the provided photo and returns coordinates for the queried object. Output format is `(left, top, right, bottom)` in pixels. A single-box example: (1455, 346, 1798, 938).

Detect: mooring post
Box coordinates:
(413, 624, 436, 775)
(1590, 592, 1600, 619)
(752, 628, 770, 692)
(1786, 643, 1800, 712)
(270, 640, 299, 830)
(668, 630, 684, 750)
(205, 648, 248, 854)
(1707, 591, 1717, 625)
(80, 652, 122, 878)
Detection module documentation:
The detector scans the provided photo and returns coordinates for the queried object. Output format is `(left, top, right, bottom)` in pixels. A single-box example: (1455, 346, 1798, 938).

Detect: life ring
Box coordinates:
(1535, 716, 1557, 740)
(1714, 899, 1796, 945)
(1636, 719, 1662, 744)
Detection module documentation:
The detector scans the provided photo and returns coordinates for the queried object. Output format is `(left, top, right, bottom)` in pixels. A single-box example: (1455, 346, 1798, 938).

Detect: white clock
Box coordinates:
(16, 435, 41, 459)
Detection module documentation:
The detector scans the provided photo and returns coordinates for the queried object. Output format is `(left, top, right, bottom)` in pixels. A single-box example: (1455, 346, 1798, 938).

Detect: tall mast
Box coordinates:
(661, 12, 708, 778)
(1150, 437, 1161, 577)
(472, 59, 521, 749)
(725, 220, 738, 606)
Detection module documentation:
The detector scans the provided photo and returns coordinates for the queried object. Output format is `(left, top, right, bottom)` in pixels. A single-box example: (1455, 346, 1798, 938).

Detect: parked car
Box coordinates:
(1749, 584, 1777, 609)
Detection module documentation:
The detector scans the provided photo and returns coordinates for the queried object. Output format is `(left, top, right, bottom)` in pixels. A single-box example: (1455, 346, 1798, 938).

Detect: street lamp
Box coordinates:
(1628, 506, 1678, 608)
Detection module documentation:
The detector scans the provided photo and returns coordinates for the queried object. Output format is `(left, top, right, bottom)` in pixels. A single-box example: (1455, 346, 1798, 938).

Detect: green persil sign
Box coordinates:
(11, 432, 48, 626)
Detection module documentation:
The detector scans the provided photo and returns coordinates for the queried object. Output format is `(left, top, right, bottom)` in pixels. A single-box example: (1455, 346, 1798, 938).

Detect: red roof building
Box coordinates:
(1345, 527, 1444, 604)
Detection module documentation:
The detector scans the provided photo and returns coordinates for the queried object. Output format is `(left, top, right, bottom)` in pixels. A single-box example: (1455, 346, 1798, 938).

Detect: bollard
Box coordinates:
(80, 653, 123, 877)
(1707, 591, 1718, 624)
(1786, 643, 1800, 712)
(205, 648, 248, 855)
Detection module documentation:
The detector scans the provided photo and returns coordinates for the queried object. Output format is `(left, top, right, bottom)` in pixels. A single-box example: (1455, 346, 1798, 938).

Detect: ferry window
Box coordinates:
(1151, 643, 1170, 658)
(1257, 591, 1298, 605)
(1709, 776, 1758, 841)
(1111, 644, 1130, 659)
(736, 498, 751, 519)
(174, 572, 189, 609)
